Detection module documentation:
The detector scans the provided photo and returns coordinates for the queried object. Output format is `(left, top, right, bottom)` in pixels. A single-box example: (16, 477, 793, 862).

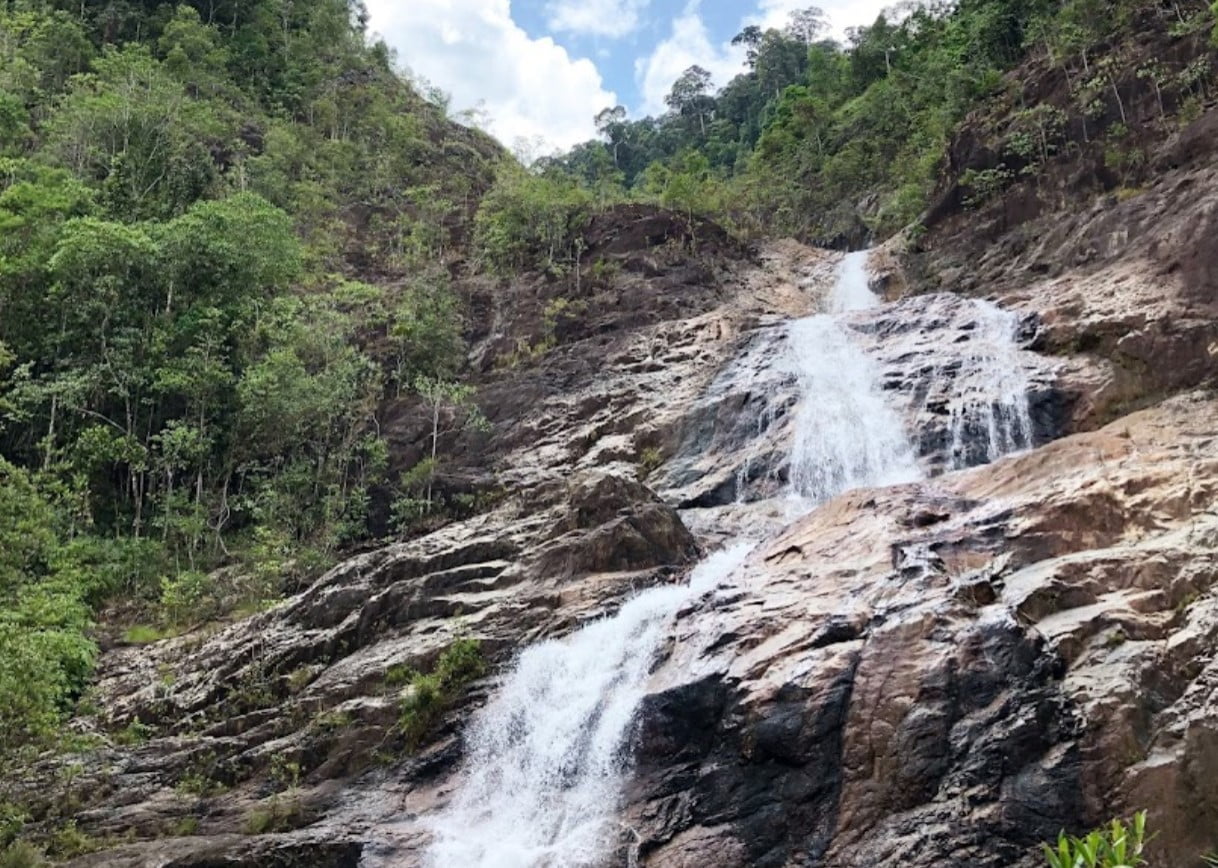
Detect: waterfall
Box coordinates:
(946, 300, 1036, 468)
(411, 253, 1027, 868)
(424, 544, 753, 868)
(826, 249, 879, 313)
(786, 254, 921, 502)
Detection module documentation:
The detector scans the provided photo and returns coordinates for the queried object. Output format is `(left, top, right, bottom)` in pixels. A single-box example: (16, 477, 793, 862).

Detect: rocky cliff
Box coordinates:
(10, 154, 1218, 868)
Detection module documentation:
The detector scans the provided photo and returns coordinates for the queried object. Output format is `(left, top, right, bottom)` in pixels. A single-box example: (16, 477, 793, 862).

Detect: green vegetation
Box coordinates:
(0, 0, 499, 759)
(545, 0, 1214, 240)
(113, 721, 153, 746)
(171, 750, 231, 802)
(121, 624, 178, 645)
(0, 841, 45, 868)
(46, 821, 102, 859)
(1043, 811, 1149, 868)
(242, 794, 306, 835)
(474, 165, 593, 275)
(168, 816, 198, 837)
(637, 446, 664, 480)
(0, 459, 97, 756)
(397, 638, 486, 749)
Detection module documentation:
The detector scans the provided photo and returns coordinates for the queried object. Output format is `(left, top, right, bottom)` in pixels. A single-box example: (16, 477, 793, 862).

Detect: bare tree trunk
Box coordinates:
(427, 401, 440, 512)
(43, 394, 57, 470)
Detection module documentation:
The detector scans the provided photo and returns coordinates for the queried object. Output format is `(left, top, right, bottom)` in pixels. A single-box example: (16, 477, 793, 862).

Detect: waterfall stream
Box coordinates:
(424, 543, 754, 868)
(946, 299, 1036, 468)
(786, 252, 921, 503)
(412, 253, 1032, 867)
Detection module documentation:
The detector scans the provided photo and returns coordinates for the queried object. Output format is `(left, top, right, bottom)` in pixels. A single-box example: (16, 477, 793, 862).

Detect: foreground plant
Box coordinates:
(1043, 811, 1149, 868)
(397, 638, 487, 749)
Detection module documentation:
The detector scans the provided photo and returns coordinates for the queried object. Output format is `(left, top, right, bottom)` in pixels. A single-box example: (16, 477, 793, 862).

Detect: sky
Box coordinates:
(364, 0, 891, 155)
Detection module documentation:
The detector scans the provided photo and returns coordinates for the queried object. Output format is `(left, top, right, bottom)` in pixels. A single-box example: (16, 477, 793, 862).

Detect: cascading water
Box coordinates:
(946, 299, 1036, 468)
(786, 252, 922, 502)
(826, 249, 880, 313)
(424, 543, 753, 868)
(414, 252, 1024, 868)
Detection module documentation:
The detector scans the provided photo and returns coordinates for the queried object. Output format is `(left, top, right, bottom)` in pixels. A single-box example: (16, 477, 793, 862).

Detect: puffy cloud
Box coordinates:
(546, 0, 651, 38)
(634, 2, 746, 116)
(365, 0, 616, 152)
(635, 0, 898, 118)
(750, 0, 893, 37)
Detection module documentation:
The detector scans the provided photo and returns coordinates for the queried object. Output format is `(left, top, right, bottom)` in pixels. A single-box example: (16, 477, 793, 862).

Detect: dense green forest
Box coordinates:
(0, 0, 501, 759)
(1, 0, 1216, 766)
(545, 0, 1218, 242)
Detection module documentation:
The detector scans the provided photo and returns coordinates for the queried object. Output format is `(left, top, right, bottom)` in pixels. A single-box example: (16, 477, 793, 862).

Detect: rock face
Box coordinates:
(655, 290, 1072, 508)
(16, 191, 1218, 868)
(905, 32, 1218, 437)
(625, 392, 1218, 867)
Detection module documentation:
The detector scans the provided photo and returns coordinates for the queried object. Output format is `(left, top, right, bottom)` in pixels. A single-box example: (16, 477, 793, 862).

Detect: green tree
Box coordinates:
(410, 376, 488, 515)
(665, 65, 715, 137)
(474, 164, 593, 273)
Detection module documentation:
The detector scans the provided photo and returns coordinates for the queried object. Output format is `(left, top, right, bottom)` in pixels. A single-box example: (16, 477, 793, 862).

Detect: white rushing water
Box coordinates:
(826, 249, 880, 313)
(417, 252, 972, 868)
(424, 544, 754, 868)
(786, 253, 922, 502)
(946, 299, 1036, 468)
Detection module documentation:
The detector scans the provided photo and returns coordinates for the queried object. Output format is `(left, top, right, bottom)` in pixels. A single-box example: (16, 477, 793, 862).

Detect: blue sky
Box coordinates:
(364, 1, 890, 153)
(509, 0, 745, 107)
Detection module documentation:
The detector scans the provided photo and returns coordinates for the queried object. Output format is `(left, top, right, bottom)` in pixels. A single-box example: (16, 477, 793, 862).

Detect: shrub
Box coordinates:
(0, 460, 97, 757)
(397, 638, 486, 749)
(474, 165, 592, 273)
(169, 817, 198, 837)
(0, 803, 26, 850)
(638, 447, 664, 480)
(121, 624, 178, 645)
(0, 841, 46, 868)
(47, 821, 98, 858)
(961, 165, 1014, 208)
(1042, 811, 1148, 868)
(242, 795, 306, 835)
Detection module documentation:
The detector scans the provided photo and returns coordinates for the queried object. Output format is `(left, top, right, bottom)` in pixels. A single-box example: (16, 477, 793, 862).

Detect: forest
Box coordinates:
(0, 0, 1215, 788)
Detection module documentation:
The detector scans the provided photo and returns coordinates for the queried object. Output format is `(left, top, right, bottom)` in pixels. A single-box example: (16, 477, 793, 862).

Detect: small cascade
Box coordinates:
(826, 249, 879, 313)
(946, 300, 1036, 468)
(786, 254, 921, 502)
(424, 544, 754, 868)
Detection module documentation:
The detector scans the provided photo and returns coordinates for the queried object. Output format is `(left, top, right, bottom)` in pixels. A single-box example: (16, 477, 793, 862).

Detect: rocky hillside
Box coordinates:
(6, 7, 1218, 865)
(6, 136, 1216, 867)
(904, 0, 1218, 430)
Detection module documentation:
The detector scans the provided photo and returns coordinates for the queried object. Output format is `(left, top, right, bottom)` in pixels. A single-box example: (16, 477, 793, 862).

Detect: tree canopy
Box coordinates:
(0, 0, 502, 758)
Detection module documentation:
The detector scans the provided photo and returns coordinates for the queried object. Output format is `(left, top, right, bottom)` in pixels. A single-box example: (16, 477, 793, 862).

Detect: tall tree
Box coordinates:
(594, 104, 629, 166)
(666, 65, 715, 137)
(732, 24, 764, 66)
(786, 6, 828, 43)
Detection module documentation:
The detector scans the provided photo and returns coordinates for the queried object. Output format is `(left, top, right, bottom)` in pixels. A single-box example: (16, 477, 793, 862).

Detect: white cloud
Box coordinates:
(546, 0, 651, 38)
(634, 2, 746, 116)
(635, 0, 899, 118)
(750, 0, 893, 38)
(749, 0, 811, 31)
(365, 0, 616, 152)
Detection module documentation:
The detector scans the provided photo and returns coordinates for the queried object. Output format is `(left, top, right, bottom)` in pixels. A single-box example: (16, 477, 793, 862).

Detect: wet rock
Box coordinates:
(67, 834, 364, 867)
(625, 393, 1218, 867)
(30, 238, 828, 868)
